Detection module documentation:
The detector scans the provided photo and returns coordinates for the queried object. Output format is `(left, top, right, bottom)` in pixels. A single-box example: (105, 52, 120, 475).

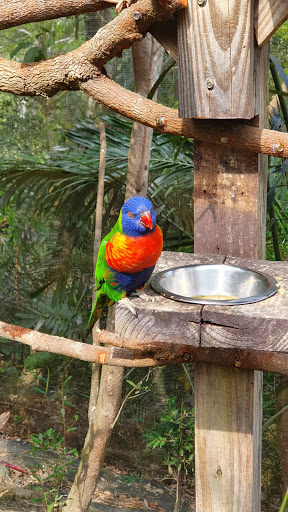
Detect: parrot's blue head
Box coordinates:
(120, 196, 157, 237)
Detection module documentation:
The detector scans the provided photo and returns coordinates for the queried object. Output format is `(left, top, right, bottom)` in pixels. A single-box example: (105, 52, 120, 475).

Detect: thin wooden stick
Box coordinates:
(88, 121, 107, 421)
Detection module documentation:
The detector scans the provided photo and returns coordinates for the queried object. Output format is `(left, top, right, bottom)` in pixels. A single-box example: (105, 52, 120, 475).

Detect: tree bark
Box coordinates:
(0, 0, 184, 97)
(65, 363, 124, 511)
(80, 75, 288, 159)
(88, 121, 107, 421)
(125, 35, 163, 199)
(0, 0, 118, 30)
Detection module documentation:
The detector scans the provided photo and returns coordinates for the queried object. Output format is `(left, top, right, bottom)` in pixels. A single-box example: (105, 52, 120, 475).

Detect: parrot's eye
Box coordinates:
(127, 211, 135, 218)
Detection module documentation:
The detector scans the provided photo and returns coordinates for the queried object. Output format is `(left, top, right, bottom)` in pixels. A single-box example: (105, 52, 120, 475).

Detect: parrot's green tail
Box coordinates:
(85, 292, 114, 338)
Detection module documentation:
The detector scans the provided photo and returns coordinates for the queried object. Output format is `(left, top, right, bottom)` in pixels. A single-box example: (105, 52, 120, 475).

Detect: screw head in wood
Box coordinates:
(155, 116, 167, 127)
(272, 142, 284, 153)
(183, 352, 191, 361)
(206, 77, 215, 90)
(234, 359, 242, 368)
(220, 136, 229, 144)
(133, 10, 142, 20)
(197, 0, 207, 5)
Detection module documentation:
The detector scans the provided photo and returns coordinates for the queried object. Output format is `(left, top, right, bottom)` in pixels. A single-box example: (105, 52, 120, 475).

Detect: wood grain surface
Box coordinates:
(195, 364, 262, 512)
(115, 251, 288, 353)
(255, 0, 288, 46)
(178, 0, 255, 118)
(193, 141, 260, 258)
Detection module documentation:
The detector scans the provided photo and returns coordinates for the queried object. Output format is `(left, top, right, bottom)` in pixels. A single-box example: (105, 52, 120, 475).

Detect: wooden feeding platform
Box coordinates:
(115, 251, 288, 374)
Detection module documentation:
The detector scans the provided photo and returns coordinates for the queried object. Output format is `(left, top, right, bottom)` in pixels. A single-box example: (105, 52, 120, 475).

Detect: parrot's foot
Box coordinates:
(118, 297, 138, 317)
(132, 289, 158, 302)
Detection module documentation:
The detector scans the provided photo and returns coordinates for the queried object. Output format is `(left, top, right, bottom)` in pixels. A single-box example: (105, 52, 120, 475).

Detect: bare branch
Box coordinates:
(80, 75, 288, 159)
(0, 0, 117, 31)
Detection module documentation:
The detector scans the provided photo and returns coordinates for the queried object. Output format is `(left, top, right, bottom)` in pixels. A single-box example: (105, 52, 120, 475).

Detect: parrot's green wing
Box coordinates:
(85, 219, 123, 338)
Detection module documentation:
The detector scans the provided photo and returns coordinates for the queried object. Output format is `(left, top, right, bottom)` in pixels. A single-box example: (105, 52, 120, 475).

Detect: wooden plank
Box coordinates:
(193, 142, 260, 258)
(194, 153, 263, 511)
(255, 0, 288, 47)
(195, 365, 262, 512)
(192, 32, 268, 509)
(115, 252, 222, 346)
(150, 0, 288, 60)
(177, 0, 255, 119)
(115, 252, 288, 354)
(149, 15, 178, 61)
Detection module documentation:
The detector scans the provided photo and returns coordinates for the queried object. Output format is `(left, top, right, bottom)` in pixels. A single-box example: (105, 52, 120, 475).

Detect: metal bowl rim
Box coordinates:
(150, 263, 278, 305)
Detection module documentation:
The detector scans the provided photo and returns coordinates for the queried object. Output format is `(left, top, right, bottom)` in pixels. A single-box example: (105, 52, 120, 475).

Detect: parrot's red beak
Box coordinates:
(140, 210, 153, 229)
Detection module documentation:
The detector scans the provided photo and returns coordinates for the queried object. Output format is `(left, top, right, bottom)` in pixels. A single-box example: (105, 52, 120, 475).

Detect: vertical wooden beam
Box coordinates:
(195, 366, 263, 512)
(193, 46, 269, 512)
(178, 0, 256, 119)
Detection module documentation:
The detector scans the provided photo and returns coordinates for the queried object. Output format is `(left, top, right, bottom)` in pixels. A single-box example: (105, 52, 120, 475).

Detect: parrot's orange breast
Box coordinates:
(105, 226, 163, 273)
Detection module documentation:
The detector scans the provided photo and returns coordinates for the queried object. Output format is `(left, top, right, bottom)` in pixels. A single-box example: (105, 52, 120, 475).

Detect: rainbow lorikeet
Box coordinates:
(85, 196, 163, 337)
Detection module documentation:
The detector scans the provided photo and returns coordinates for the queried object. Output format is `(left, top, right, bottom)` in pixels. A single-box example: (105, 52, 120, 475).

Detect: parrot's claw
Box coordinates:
(118, 297, 138, 317)
(134, 289, 158, 302)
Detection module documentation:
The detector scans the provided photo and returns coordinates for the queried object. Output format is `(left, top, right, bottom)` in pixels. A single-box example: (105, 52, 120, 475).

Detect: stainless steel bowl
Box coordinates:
(150, 264, 278, 305)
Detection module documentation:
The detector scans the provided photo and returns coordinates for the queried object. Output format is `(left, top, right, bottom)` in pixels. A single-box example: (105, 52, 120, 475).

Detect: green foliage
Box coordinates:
(29, 377, 79, 511)
(30, 428, 78, 512)
(143, 396, 195, 479)
(24, 352, 56, 371)
(280, 488, 288, 512)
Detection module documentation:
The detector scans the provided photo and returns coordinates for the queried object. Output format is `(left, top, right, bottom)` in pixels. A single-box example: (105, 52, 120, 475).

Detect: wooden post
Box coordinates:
(192, 56, 268, 512)
(178, 0, 256, 119)
(177, 0, 269, 510)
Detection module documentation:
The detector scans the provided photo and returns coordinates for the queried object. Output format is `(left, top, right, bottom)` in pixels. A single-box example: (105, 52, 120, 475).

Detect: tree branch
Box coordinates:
(0, 0, 118, 31)
(80, 75, 288, 159)
(0, 320, 288, 374)
(1, 0, 286, 161)
(0, 320, 160, 367)
(0, 0, 184, 97)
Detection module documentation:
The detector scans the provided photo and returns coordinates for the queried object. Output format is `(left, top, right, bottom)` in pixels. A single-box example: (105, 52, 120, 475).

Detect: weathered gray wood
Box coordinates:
(177, 0, 255, 119)
(115, 252, 288, 353)
(194, 112, 264, 511)
(193, 142, 261, 258)
(149, 16, 178, 61)
(115, 252, 222, 344)
(150, 2, 288, 61)
(195, 364, 262, 512)
(201, 256, 288, 351)
(255, 0, 288, 47)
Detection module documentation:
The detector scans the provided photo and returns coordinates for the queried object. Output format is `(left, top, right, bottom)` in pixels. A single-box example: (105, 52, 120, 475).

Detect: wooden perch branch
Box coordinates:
(81, 75, 288, 159)
(0, 320, 288, 374)
(0, 321, 161, 367)
(0, 0, 115, 31)
(0, 0, 184, 98)
(0, 0, 286, 160)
